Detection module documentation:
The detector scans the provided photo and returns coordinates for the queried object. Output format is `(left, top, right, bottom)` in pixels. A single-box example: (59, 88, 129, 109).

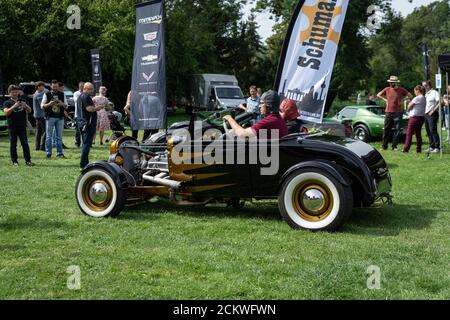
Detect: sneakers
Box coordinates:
(12, 162, 19, 166)
(430, 148, 440, 153)
(57, 154, 67, 159)
(26, 162, 35, 167)
(46, 154, 52, 159)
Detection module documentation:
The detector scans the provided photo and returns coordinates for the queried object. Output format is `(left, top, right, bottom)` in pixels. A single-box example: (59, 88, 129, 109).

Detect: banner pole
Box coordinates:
(438, 67, 443, 158)
(447, 72, 449, 145)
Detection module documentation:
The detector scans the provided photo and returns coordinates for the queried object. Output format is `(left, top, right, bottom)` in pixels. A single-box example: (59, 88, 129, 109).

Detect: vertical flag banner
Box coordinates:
(275, 0, 349, 123)
(0, 64, 4, 95)
(90, 48, 102, 94)
(131, 0, 166, 130)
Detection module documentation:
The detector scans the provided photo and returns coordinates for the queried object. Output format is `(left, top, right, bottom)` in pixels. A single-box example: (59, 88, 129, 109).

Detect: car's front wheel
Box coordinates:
(279, 169, 353, 231)
(75, 168, 127, 218)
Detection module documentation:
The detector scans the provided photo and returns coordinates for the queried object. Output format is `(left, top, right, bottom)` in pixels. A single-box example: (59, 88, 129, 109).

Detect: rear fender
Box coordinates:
(81, 161, 133, 189)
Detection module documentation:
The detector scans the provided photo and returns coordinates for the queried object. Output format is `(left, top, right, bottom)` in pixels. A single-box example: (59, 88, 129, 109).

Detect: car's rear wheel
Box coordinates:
(354, 124, 370, 142)
(279, 169, 353, 231)
(76, 168, 127, 218)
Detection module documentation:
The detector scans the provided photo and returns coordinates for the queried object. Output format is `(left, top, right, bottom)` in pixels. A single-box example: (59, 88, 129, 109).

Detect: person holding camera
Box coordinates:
(41, 80, 68, 159)
(3, 85, 34, 166)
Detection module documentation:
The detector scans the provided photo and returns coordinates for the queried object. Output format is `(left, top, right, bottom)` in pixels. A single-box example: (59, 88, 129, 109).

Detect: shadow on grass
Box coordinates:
(119, 199, 281, 222)
(0, 217, 68, 231)
(121, 200, 439, 236)
(36, 163, 80, 169)
(346, 204, 439, 236)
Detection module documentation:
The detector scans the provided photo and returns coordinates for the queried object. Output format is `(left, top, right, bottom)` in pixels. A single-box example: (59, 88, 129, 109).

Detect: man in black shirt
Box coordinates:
(3, 85, 34, 166)
(79, 82, 105, 169)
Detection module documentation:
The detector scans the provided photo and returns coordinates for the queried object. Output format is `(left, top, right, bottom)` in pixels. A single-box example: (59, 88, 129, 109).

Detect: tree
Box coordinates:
(368, 1, 450, 91)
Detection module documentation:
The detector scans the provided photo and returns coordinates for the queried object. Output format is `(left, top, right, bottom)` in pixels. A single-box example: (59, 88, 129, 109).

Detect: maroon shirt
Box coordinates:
(251, 114, 288, 139)
(379, 87, 410, 113)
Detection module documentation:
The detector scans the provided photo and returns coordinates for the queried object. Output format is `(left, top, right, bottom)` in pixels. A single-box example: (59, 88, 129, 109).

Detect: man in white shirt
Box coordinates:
(422, 80, 441, 152)
(73, 81, 85, 147)
(239, 85, 261, 122)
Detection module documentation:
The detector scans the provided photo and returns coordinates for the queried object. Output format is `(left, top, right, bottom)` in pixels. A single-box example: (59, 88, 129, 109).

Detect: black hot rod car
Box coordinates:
(75, 111, 393, 232)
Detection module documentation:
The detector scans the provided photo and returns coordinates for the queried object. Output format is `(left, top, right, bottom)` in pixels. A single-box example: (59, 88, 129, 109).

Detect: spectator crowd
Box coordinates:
(2, 77, 449, 170)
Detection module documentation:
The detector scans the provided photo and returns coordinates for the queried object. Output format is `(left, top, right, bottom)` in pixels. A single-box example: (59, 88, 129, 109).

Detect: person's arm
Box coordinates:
(428, 92, 441, 115)
(407, 98, 415, 112)
(124, 92, 132, 114)
(41, 93, 53, 109)
(377, 88, 387, 103)
(22, 101, 32, 114)
(223, 115, 255, 138)
(85, 100, 104, 113)
(4, 102, 20, 117)
(60, 94, 68, 109)
(402, 88, 413, 101)
(105, 98, 112, 111)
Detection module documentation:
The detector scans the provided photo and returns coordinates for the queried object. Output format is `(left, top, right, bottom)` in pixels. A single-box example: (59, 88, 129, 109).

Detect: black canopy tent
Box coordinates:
(438, 53, 450, 149)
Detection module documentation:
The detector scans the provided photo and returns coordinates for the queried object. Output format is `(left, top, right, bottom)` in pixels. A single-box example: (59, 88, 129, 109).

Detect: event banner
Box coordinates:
(90, 48, 102, 94)
(130, 0, 166, 130)
(275, 0, 349, 123)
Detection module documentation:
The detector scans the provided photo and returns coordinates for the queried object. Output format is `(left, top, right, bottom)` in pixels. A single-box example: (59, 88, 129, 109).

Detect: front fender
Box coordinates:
(280, 160, 352, 188)
(81, 161, 133, 189)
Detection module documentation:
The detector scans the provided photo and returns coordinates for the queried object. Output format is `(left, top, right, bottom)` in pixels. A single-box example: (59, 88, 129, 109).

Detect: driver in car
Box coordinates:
(223, 90, 288, 139)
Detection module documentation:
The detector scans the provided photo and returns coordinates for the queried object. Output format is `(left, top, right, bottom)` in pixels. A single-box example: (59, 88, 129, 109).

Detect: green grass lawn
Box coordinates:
(0, 120, 449, 299)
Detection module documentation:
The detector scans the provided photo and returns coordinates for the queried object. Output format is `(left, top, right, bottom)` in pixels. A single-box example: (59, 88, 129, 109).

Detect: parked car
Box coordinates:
(331, 105, 409, 142)
(0, 108, 7, 134)
(75, 112, 393, 232)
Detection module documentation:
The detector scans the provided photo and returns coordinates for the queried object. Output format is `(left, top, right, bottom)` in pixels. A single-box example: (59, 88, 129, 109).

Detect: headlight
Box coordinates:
(110, 140, 119, 155)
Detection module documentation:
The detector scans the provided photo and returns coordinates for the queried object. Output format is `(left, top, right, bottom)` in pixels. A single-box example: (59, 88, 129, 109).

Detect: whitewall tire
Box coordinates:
(279, 169, 353, 231)
(75, 169, 126, 218)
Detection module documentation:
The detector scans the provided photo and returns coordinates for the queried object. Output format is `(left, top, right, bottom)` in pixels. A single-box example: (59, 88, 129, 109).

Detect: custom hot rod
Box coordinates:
(75, 112, 393, 232)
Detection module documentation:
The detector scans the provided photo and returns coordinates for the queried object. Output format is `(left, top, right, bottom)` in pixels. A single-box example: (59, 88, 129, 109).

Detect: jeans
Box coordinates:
(46, 117, 64, 156)
(425, 112, 440, 150)
(383, 112, 403, 149)
(35, 117, 46, 150)
(9, 127, 31, 163)
(75, 118, 82, 146)
(403, 116, 425, 153)
(80, 123, 97, 169)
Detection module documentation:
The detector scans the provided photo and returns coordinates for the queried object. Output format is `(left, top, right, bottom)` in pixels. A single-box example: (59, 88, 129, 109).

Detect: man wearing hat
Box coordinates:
(223, 90, 288, 139)
(377, 76, 412, 150)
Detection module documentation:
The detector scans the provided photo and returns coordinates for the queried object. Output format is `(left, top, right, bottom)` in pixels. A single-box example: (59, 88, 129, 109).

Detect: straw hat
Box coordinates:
(387, 75, 401, 83)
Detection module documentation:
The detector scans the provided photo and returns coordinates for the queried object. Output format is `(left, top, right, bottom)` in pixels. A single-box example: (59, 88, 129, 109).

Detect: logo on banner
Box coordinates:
(143, 32, 158, 41)
(142, 72, 155, 82)
(139, 15, 162, 25)
(297, 1, 343, 71)
(142, 55, 158, 62)
(142, 41, 160, 48)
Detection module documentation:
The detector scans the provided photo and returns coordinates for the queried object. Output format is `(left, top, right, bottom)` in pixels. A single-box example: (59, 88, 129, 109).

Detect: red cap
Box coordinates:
(280, 99, 300, 121)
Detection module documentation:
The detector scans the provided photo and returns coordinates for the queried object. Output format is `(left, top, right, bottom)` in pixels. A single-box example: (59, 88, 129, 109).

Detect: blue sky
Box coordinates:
(245, 0, 443, 41)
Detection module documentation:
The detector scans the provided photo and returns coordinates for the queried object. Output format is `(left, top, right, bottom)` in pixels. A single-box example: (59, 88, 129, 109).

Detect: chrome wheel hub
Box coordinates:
(89, 182, 109, 204)
(301, 188, 325, 212)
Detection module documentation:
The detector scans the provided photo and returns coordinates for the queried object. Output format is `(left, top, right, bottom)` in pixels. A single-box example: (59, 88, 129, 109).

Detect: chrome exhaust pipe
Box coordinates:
(143, 172, 182, 190)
